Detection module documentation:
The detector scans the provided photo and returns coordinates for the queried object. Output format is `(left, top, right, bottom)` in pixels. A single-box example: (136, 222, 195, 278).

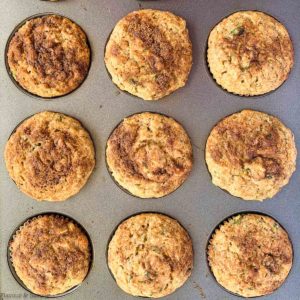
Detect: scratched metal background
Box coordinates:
(0, 0, 299, 299)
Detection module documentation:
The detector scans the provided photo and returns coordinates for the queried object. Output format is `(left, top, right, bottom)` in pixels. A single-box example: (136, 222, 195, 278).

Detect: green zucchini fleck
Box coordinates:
(231, 26, 245, 36)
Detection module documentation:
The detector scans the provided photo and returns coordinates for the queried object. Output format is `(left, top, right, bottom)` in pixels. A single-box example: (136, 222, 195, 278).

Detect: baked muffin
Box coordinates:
(106, 112, 193, 198)
(7, 14, 90, 98)
(10, 214, 91, 296)
(108, 213, 193, 298)
(105, 9, 192, 100)
(208, 213, 293, 297)
(4, 111, 95, 201)
(205, 110, 297, 200)
(207, 11, 294, 96)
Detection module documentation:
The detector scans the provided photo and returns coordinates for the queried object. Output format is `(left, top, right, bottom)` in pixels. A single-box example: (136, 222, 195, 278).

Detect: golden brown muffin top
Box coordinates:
(10, 215, 91, 296)
(4, 111, 95, 201)
(207, 11, 294, 95)
(105, 9, 192, 100)
(206, 110, 297, 200)
(108, 213, 193, 298)
(7, 15, 90, 98)
(106, 112, 193, 198)
(208, 214, 293, 297)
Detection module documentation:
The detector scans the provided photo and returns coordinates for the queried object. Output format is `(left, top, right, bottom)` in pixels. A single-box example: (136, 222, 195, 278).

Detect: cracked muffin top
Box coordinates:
(10, 215, 91, 296)
(208, 214, 293, 297)
(104, 9, 192, 100)
(207, 11, 294, 96)
(4, 111, 95, 201)
(7, 15, 90, 98)
(106, 112, 193, 198)
(205, 110, 297, 200)
(108, 213, 193, 298)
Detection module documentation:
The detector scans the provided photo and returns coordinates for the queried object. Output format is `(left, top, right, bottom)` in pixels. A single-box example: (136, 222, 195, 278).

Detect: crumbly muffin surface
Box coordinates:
(5, 111, 95, 201)
(105, 9, 192, 100)
(207, 11, 294, 95)
(108, 213, 193, 298)
(208, 214, 293, 297)
(10, 215, 91, 296)
(106, 112, 193, 198)
(7, 15, 90, 97)
(205, 110, 296, 200)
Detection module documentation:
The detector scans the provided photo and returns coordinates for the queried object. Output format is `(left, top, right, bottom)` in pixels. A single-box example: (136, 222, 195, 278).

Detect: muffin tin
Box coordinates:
(0, 0, 299, 299)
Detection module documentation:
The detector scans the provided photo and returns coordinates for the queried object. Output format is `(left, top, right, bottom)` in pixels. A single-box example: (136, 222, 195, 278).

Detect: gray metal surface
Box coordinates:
(0, 1, 299, 299)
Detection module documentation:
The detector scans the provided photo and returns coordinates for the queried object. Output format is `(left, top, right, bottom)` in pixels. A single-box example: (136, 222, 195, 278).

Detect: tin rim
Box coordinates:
(205, 9, 294, 99)
(4, 12, 92, 100)
(205, 210, 294, 298)
(7, 212, 94, 298)
(106, 211, 194, 299)
(105, 111, 194, 200)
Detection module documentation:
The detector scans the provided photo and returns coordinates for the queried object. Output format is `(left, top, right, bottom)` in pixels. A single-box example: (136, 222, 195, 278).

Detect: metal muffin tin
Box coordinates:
(0, 1, 299, 299)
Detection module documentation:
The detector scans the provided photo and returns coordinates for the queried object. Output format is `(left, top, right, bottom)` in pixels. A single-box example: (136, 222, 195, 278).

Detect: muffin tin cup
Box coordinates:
(7, 212, 94, 298)
(205, 9, 293, 99)
(5, 12, 92, 100)
(106, 211, 194, 299)
(105, 111, 193, 200)
(5, 111, 97, 199)
(205, 210, 294, 298)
